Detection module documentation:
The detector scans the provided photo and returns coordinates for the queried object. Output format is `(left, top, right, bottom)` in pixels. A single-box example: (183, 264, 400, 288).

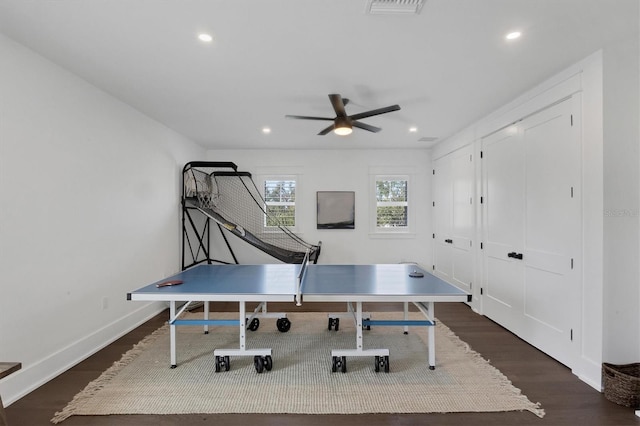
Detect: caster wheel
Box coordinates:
(332, 356, 347, 373)
(264, 355, 273, 371)
(247, 318, 260, 331)
(374, 356, 380, 373)
(276, 317, 291, 332)
(215, 355, 231, 372)
(363, 318, 371, 331)
(328, 317, 340, 331)
(254, 355, 265, 373)
(384, 356, 390, 373)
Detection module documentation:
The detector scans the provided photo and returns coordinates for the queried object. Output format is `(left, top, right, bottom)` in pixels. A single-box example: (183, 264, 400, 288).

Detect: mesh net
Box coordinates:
(184, 165, 320, 264)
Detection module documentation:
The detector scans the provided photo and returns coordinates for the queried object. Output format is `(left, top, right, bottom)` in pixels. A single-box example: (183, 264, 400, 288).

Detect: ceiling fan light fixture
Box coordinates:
(334, 125, 353, 136)
(333, 116, 353, 135)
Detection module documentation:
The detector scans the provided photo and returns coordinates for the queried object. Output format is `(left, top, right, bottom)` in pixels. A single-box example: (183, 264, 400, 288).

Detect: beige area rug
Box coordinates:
(51, 311, 544, 423)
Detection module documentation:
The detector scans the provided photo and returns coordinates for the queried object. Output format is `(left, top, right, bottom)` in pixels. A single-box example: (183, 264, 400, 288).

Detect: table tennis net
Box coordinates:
(184, 164, 321, 264)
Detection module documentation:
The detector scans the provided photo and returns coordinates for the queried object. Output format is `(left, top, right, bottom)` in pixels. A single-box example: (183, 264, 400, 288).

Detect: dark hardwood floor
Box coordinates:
(5, 302, 639, 425)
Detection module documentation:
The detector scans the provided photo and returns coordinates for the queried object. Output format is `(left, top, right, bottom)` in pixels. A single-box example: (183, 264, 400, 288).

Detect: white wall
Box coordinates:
(602, 34, 640, 364)
(0, 34, 205, 404)
(205, 149, 433, 266)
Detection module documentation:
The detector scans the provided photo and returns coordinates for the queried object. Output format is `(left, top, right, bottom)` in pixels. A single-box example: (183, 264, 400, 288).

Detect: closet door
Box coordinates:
(520, 99, 579, 367)
(433, 146, 474, 295)
(481, 98, 579, 367)
(482, 126, 526, 334)
(449, 148, 474, 294)
(433, 154, 453, 281)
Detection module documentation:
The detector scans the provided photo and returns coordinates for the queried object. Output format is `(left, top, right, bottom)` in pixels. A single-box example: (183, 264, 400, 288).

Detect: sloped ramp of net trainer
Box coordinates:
(182, 162, 321, 266)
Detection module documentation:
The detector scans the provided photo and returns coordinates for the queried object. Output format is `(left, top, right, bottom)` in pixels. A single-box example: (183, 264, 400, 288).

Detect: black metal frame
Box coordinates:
(181, 162, 241, 269)
(180, 161, 321, 270)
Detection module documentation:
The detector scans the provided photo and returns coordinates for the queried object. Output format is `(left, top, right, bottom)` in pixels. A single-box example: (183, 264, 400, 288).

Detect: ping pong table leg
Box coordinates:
(170, 301, 177, 368)
(203, 301, 209, 334)
(239, 301, 246, 351)
(403, 302, 409, 334)
(427, 301, 436, 370)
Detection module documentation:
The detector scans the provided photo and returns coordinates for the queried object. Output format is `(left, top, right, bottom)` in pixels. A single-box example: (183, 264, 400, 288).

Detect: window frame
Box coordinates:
(260, 174, 299, 232)
(370, 173, 415, 237)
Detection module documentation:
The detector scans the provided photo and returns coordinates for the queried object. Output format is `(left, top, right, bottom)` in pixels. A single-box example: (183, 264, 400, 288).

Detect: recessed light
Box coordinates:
(262, 127, 271, 134)
(409, 127, 418, 133)
(198, 33, 213, 42)
(506, 31, 521, 40)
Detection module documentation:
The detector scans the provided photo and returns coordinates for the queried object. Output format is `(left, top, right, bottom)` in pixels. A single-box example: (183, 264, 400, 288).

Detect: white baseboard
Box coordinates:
(575, 356, 603, 392)
(0, 302, 166, 406)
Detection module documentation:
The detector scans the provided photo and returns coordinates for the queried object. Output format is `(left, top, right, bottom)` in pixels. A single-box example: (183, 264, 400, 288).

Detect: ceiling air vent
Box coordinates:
(418, 136, 438, 143)
(366, 0, 426, 15)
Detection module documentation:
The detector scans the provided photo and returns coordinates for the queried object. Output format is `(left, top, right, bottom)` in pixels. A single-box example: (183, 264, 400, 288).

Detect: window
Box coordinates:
(264, 179, 296, 227)
(376, 177, 408, 228)
(370, 172, 413, 236)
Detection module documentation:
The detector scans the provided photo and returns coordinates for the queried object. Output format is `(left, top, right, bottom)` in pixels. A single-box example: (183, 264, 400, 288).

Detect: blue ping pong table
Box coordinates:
(127, 262, 470, 374)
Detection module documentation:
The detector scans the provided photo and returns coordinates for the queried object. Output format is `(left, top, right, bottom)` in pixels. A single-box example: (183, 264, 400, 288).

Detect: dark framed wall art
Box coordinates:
(316, 191, 355, 229)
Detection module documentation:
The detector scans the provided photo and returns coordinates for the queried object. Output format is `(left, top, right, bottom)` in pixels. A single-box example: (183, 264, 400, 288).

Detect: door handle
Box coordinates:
(444, 239, 453, 244)
(507, 252, 523, 260)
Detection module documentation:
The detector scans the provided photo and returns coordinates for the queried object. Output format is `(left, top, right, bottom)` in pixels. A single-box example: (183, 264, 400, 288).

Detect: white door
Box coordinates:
(481, 98, 580, 367)
(450, 148, 474, 294)
(521, 99, 580, 367)
(433, 154, 453, 280)
(433, 146, 474, 295)
(482, 126, 525, 334)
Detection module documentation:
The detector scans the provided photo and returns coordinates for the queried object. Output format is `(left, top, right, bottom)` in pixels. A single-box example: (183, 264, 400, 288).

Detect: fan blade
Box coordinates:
(349, 104, 400, 121)
(328, 94, 348, 117)
(318, 124, 335, 135)
(285, 115, 334, 121)
(352, 121, 381, 133)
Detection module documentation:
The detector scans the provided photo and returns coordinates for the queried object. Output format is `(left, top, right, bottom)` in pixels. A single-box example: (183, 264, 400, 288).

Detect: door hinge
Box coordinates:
(570, 329, 573, 341)
(570, 115, 573, 126)
(470, 197, 473, 204)
(470, 154, 473, 162)
(571, 186, 574, 198)
(480, 288, 483, 295)
(432, 233, 435, 239)
(432, 265, 435, 271)
(571, 258, 574, 269)
(433, 169, 435, 175)
(480, 196, 484, 204)
(433, 201, 435, 207)
(470, 240, 472, 247)
(480, 151, 484, 159)
(480, 242, 484, 249)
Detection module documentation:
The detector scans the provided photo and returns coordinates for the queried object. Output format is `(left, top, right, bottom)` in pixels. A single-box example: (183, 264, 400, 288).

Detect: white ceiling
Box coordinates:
(0, 0, 637, 150)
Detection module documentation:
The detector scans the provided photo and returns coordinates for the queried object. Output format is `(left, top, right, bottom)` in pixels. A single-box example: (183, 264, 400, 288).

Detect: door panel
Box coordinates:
(450, 148, 474, 293)
(524, 267, 564, 332)
(433, 155, 452, 280)
(521, 100, 578, 366)
(481, 98, 579, 368)
(433, 146, 474, 295)
(482, 126, 524, 331)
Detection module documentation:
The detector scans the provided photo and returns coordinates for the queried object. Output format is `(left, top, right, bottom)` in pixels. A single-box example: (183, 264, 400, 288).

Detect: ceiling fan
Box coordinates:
(285, 94, 400, 136)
